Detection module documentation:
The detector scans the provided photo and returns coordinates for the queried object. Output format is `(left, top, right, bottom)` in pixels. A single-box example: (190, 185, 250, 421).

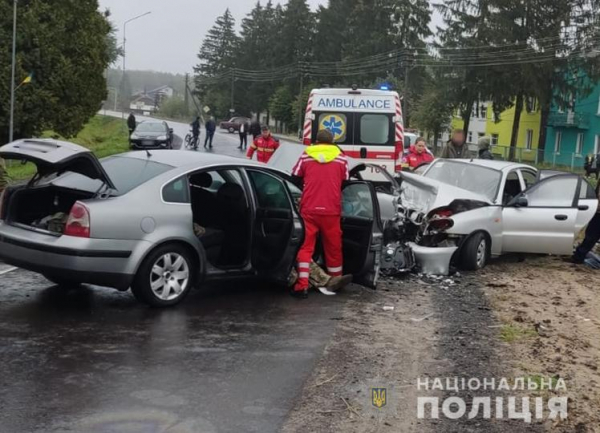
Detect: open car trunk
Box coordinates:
(5, 185, 94, 234)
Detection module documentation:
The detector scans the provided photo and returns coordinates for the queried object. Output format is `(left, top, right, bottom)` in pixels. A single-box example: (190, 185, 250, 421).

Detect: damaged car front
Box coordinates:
(397, 160, 503, 274)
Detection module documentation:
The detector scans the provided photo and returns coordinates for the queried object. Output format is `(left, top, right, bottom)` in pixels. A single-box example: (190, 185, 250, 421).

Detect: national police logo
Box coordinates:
(319, 114, 346, 142)
(371, 387, 387, 409)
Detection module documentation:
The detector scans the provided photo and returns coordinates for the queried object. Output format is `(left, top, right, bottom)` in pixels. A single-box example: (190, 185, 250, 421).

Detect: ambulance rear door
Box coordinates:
(353, 111, 396, 181)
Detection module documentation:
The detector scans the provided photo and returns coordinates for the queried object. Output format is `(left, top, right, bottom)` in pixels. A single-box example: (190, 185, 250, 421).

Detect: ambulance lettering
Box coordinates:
(316, 98, 391, 110)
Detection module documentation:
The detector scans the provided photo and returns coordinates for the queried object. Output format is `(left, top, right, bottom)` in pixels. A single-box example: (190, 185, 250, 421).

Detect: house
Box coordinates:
(129, 85, 175, 114)
(446, 100, 542, 162)
(544, 80, 600, 168)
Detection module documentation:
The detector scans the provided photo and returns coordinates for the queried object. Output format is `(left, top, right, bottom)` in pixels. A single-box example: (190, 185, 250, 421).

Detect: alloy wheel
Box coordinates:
(149, 253, 190, 301)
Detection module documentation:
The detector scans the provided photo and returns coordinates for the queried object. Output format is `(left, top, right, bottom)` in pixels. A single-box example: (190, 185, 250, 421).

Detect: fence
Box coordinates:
(430, 141, 589, 173)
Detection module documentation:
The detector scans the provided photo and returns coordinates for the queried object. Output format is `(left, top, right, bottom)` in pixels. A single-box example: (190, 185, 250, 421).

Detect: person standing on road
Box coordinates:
(477, 136, 494, 160)
(247, 126, 279, 163)
(404, 137, 434, 169)
(572, 184, 600, 264)
(191, 116, 201, 149)
(290, 129, 351, 299)
(440, 129, 467, 159)
(204, 117, 216, 149)
(127, 112, 136, 137)
(249, 118, 261, 141)
(238, 120, 249, 150)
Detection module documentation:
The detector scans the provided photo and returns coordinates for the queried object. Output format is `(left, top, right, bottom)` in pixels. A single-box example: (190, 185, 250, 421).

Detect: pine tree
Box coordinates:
(277, 0, 314, 67)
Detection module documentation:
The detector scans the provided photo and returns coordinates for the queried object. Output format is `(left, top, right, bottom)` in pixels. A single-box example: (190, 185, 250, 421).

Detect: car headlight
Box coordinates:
(158, 135, 167, 140)
(131, 133, 139, 139)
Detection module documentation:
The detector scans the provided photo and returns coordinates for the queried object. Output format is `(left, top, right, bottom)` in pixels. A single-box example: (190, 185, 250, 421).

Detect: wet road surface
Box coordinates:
(0, 129, 336, 433)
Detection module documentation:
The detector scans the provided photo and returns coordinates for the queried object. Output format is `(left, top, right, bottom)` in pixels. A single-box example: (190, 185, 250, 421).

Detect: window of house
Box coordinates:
(491, 134, 499, 146)
(597, 92, 600, 115)
(554, 131, 562, 153)
(576, 133, 584, 155)
(526, 97, 536, 113)
(467, 131, 473, 143)
(525, 129, 533, 150)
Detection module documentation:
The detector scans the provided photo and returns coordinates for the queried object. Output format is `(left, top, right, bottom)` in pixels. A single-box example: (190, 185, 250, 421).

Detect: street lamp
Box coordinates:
(121, 11, 151, 116)
(8, 0, 17, 143)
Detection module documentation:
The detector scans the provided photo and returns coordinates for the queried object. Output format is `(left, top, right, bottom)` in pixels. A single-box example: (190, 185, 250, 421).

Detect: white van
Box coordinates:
(302, 88, 405, 182)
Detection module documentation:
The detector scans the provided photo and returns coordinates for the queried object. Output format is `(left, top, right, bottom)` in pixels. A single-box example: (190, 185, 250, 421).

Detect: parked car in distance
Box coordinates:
(400, 159, 598, 271)
(0, 139, 385, 307)
(130, 120, 173, 149)
(219, 117, 250, 133)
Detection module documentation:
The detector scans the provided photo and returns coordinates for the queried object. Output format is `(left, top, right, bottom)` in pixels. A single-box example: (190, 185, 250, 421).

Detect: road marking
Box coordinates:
(0, 267, 17, 276)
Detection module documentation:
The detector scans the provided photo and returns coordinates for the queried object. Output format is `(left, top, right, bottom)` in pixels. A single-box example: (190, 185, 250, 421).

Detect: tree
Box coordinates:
(194, 9, 239, 119)
(277, 0, 313, 67)
(411, 79, 454, 153)
(0, 0, 114, 142)
(269, 86, 294, 131)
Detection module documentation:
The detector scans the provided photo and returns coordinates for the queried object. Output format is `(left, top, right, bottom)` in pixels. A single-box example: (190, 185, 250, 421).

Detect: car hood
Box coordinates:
(132, 131, 164, 138)
(399, 171, 491, 214)
(0, 138, 116, 189)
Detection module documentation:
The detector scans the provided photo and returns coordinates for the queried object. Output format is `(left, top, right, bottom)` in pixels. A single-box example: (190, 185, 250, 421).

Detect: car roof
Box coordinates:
(138, 120, 166, 125)
(444, 158, 535, 172)
(115, 149, 265, 171)
(310, 88, 398, 97)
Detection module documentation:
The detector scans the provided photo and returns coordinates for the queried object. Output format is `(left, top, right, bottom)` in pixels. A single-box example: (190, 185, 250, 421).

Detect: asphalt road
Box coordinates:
(0, 125, 343, 433)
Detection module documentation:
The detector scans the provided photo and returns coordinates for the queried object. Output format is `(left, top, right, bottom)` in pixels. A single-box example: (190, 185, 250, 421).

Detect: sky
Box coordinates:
(98, 0, 442, 75)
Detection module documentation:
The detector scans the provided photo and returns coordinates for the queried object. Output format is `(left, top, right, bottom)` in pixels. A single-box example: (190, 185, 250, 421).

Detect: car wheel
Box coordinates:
(228, 127, 235, 133)
(459, 233, 488, 271)
(43, 274, 81, 288)
(131, 244, 195, 307)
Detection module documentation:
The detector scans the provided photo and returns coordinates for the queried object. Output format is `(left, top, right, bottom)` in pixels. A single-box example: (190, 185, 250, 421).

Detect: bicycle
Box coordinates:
(184, 131, 199, 150)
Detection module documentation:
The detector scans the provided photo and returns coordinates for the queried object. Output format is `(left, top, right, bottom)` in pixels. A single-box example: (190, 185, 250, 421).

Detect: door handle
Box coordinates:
(578, 205, 589, 211)
(360, 147, 367, 159)
(555, 214, 568, 221)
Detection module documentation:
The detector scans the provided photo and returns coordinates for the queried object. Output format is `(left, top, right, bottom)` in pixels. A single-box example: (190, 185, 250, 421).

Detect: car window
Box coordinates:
(342, 183, 374, 218)
(580, 179, 596, 200)
(50, 156, 173, 196)
(360, 114, 390, 145)
(285, 180, 302, 208)
(520, 170, 537, 189)
(247, 170, 292, 210)
(525, 175, 578, 207)
(503, 171, 522, 205)
(163, 177, 189, 203)
(424, 160, 501, 202)
(136, 122, 165, 133)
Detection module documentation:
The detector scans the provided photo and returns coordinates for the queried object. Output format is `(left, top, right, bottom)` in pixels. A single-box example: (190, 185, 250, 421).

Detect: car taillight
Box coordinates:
(64, 201, 90, 238)
(434, 209, 453, 218)
(394, 140, 404, 172)
(427, 208, 454, 231)
(0, 189, 6, 221)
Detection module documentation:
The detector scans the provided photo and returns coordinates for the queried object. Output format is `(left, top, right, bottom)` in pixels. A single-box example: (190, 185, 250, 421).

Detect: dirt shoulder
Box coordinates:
(281, 263, 553, 432)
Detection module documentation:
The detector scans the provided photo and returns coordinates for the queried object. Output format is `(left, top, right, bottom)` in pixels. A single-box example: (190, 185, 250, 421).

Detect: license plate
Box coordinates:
(142, 140, 154, 146)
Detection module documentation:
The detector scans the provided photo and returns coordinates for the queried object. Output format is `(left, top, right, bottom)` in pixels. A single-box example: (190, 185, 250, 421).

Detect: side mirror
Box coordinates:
(513, 196, 528, 208)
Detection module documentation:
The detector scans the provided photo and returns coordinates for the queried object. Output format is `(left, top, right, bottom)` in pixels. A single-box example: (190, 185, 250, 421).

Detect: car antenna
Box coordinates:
(145, 149, 152, 158)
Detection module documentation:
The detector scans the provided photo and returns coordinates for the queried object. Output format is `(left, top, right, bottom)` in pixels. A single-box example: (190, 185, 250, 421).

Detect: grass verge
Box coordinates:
(499, 323, 537, 343)
(5, 115, 128, 181)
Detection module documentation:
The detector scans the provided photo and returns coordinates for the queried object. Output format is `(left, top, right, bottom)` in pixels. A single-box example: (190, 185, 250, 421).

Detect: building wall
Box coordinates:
(484, 104, 541, 162)
(544, 83, 600, 168)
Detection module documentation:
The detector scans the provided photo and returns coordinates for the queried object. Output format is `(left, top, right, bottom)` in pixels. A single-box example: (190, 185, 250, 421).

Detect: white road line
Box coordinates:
(0, 267, 17, 276)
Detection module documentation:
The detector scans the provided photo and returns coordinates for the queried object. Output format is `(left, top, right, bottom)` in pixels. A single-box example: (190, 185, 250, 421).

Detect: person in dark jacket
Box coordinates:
(204, 117, 216, 149)
(238, 121, 249, 150)
(191, 116, 201, 149)
(572, 184, 600, 264)
(249, 119, 261, 140)
(127, 113, 136, 137)
(478, 136, 494, 160)
(440, 129, 467, 159)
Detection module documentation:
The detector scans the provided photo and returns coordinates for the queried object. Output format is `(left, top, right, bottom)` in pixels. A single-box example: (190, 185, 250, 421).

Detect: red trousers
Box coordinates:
(294, 213, 343, 291)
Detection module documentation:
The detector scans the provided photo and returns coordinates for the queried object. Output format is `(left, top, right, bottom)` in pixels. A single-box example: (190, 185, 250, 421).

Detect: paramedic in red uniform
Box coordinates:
(247, 125, 279, 163)
(290, 129, 350, 299)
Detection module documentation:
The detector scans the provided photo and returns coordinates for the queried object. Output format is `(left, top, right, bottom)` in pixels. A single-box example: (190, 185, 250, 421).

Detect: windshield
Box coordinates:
(48, 156, 173, 196)
(424, 160, 501, 201)
(136, 122, 165, 133)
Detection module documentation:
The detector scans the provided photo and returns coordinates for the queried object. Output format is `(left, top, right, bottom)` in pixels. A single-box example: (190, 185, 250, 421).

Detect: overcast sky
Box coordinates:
(99, 0, 441, 74)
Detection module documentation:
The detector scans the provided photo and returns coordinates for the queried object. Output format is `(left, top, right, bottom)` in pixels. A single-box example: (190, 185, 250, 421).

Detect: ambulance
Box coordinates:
(302, 87, 405, 182)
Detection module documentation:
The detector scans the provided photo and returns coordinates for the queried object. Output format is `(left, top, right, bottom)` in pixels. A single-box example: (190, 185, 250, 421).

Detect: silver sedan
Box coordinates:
(0, 139, 384, 307)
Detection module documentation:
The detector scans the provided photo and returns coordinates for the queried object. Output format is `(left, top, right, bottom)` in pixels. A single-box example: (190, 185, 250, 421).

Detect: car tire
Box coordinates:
(459, 232, 488, 271)
(131, 244, 196, 307)
(43, 274, 81, 288)
(228, 127, 235, 133)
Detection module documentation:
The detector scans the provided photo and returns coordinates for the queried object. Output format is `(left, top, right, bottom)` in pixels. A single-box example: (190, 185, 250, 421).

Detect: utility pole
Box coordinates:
(403, 63, 410, 129)
(230, 68, 235, 114)
(184, 73, 189, 115)
(9, 0, 17, 142)
(297, 63, 304, 138)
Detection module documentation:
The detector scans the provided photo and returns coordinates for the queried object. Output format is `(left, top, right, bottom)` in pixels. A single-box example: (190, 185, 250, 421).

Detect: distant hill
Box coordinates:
(106, 69, 188, 96)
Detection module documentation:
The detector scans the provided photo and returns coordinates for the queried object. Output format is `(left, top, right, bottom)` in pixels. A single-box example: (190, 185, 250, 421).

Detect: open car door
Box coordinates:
(246, 169, 304, 283)
(341, 181, 383, 288)
(502, 174, 596, 255)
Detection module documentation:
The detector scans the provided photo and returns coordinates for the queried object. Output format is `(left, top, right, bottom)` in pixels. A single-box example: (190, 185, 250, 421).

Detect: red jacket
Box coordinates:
(247, 135, 280, 163)
(404, 145, 434, 169)
(292, 144, 349, 216)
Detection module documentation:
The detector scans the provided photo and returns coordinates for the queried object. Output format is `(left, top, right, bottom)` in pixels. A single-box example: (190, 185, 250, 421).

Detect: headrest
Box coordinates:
(190, 172, 212, 188)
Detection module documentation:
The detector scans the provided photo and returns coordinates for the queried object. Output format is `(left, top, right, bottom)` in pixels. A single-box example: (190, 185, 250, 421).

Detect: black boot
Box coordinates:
(290, 288, 308, 299)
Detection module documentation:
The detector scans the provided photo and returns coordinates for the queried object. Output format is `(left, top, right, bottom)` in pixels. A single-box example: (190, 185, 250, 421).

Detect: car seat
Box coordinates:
(190, 172, 223, 263)
(215, 183, 249, 266)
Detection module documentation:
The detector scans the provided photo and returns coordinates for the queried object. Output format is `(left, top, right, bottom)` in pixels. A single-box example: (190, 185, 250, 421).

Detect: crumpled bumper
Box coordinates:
(408, 242, 458, 276)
